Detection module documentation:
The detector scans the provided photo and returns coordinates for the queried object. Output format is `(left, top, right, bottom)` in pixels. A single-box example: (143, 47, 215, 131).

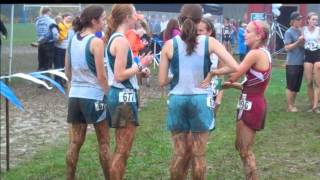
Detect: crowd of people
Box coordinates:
(23, 3, 320, 180)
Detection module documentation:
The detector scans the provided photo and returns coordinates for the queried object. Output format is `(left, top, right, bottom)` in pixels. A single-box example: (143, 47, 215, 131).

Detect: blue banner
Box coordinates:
(29, 72, 66, 95)
(0, 81, 24, 111)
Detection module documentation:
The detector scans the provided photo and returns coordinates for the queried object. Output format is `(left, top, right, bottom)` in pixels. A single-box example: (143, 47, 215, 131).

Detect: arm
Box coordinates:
(222, 81, 243, 90)
(199, 38, 239, 88)
(51, 24, 59, 42)
(228, 50, 259, 83)
(91, 38, 108, 94)
(284, 31, 304, 52)
(113, 37, 152, 82)
(158, 40, 172, 86)
(209, 37, 239, 73)
(64, 48, 71, 92)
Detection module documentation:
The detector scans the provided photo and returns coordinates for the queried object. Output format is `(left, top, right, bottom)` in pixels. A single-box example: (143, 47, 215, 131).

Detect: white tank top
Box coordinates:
(169, 35, 211, 95)
(105, 32, 139, 90)
(68, 33, 105, 100)
(303, 26, 320, 51)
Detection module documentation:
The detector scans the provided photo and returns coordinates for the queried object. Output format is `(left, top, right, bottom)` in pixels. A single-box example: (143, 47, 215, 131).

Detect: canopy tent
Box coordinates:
(134, 4, 223, 15)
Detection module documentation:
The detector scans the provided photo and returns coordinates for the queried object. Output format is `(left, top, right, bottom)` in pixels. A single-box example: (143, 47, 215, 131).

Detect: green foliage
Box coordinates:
(1, 67, 320, 179)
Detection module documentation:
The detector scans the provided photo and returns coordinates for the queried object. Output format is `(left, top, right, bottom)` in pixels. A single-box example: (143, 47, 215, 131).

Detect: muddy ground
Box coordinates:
(0, 45, 163, 171)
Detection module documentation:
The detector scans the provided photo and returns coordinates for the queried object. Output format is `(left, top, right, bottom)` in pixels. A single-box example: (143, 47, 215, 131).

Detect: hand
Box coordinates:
(140, 51, 153, 67)
(222, 81, 232, 89)
(141, 67, 151, 78)
(298, 35, 304, 44)
(199, 71, 214, 89)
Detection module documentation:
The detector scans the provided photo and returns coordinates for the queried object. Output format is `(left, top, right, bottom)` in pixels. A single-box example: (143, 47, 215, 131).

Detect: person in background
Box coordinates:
(159, 4, 239, 179)
(238, 22, 248, 62)
(197, 17, 225, 116)
(54, 12, 73, 86)
(302, 12, 320, 113)
(162, 18, 181, 42)
(284, 11, 305, 112)
(125, 19, 148, 57)
(64, 5, 110, 179)
(35, 6, 59, 71)
(222, 17, 232, 54)
(0, 19, 8, 58)
(104, 4, 153, 179)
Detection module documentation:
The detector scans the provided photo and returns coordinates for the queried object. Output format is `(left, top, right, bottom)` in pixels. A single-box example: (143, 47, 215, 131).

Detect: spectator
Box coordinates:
(0, 19, 8, 58)
(35, 6, 59, 71)
(222, 17, 232, 54)
(54, 12, 73, 86)
(162, 18, 181, 42)
(125, 19, 148, 57)
(284, 11, 305, 112)
(238, 22, 248, 62)
(302, 12, 320, 113)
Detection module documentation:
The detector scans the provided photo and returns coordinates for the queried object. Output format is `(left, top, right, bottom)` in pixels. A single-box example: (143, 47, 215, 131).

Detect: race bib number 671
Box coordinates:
(119, 89, 136, 103)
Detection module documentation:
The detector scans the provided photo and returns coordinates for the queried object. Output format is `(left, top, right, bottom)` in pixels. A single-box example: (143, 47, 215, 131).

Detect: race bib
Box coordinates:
(237, 99, 252, 111)
(207, 96, 216, 109)
(119, 89, 136, 103)
(94, 101, 105, 111)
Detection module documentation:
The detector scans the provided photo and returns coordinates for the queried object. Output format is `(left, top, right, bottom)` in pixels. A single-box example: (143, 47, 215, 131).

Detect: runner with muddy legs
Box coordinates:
(104, 4, 153, 180)
(64, 5, 110, 180)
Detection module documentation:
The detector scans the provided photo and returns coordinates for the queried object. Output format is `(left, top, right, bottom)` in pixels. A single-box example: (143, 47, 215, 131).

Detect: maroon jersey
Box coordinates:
(237, 48, 272, 131)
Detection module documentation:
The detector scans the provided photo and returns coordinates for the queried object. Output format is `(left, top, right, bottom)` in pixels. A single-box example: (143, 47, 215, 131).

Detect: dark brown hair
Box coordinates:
(163, 18, 179, 41)
(104, 4, 134, 43)
(178, 4, 203, 55)
(73, 5, 104, 32)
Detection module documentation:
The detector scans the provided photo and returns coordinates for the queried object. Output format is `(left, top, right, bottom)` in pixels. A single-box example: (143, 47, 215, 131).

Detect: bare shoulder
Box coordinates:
(113, 36, 130, 47)
(91, 37, 104, 46)
(162, 39, 173, 58)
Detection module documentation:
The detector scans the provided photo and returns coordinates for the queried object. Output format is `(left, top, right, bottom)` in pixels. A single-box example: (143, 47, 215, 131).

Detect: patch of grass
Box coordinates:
(2, 23, 37, 46)
(1, 67, 320, 179)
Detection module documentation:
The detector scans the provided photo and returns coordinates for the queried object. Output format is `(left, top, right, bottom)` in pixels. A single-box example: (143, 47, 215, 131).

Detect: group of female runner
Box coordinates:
(65, 4, 272, 180)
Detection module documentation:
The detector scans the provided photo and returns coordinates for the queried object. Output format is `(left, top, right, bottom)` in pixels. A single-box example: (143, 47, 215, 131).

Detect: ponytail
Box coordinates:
(104, 15, 117, 43)
(180, 17, 199, 55)
(73, 16, 82, 32)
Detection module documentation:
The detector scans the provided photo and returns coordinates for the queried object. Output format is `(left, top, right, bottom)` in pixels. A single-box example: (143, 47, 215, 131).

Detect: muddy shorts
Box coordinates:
(106, 86, 139, 128)
(167, 94, 215, 132)
(67, 97, 107, 124)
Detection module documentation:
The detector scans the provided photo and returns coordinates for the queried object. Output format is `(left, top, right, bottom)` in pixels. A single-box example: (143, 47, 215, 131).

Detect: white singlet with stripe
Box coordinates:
(68, 33, 105, 101)
(169, 35, 211, 95)
(105, 32, 139, 90)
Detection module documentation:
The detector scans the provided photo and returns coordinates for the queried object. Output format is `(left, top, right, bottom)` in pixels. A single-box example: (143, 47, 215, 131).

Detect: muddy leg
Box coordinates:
(191, 132, 209, 180)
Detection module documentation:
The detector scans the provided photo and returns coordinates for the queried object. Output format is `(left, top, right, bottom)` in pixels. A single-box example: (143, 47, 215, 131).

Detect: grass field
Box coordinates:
(2, 23, 37, 46)
(1, 67, 319, 179)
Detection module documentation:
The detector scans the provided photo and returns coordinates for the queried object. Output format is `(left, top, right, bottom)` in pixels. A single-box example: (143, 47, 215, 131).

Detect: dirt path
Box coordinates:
(0, 75, 163, 171)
